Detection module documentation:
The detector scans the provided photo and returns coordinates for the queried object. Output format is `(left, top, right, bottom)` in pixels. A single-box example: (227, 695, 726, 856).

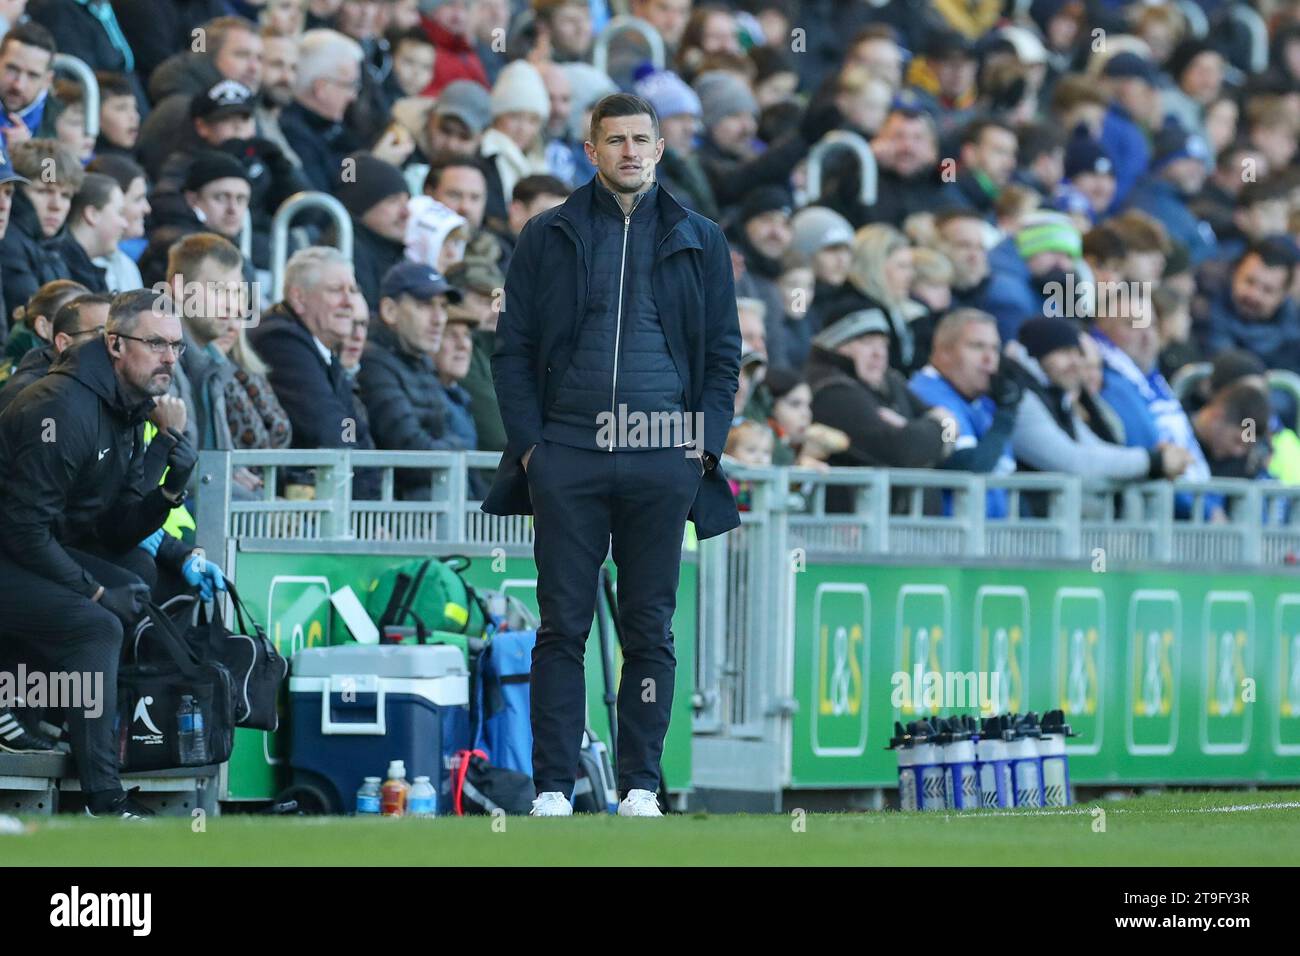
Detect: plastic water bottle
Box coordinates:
(910, 719, 946, 811)
(1038, 710, 1075, 806)
(887, 722, 917, 811)
(381, 759, 410, 816)
(177, 695, 208, 765)
(977, 714, 1014, 808)
(939, 716, 979, 811)
(409, 775, 437, 817)
(1009, 713, 1043, 807)
(356, 776, 382, 815)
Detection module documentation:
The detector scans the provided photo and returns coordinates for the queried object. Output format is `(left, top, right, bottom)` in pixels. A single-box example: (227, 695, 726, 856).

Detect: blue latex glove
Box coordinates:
(181, 552, 227, 601)
(137, 529, 165, 556)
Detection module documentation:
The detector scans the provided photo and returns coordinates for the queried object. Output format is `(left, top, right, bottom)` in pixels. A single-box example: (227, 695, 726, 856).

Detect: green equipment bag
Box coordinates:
(366, 555, 490, 641)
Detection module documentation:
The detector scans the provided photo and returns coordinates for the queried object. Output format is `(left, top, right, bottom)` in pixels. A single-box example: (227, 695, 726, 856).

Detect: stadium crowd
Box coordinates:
(0, 0, 1299, 816)
(0, 0, 1298, 520)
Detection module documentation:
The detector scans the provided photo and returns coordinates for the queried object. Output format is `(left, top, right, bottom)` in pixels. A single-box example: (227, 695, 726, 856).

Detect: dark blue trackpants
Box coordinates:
(526, 440, 701, 797)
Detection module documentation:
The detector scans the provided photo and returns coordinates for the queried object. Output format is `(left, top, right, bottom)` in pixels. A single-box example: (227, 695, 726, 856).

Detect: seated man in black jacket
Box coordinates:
(0, 289, 198, 817)
(337, 152, 411, 312)
(140, 151, 252, 287)
(247, 245, 381, 499)
(358, 260, 466, 498)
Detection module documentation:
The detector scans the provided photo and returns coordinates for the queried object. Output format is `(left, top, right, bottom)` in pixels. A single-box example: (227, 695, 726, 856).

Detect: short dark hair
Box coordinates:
(95, 71, 135, 100)
(512, 174, 570, 206)
(1240, 237, 1299, 283)
(1082, 224, 1128, 264)
(960, 117, 1015, 149)
(588, 92, 659, 144)
(87, 153, 146, 193)
(52, 292, 111, 338)
(107, 288, 170, 336)
(19, 279, 88, 330)
(0, 22, 56, 61)
(385, 25, 433, 52)
(69, 173, 121, 224)
(1213, 381, 1271, 433)
(1016, 122, 1065, 164)
(423, 152, 488, 194)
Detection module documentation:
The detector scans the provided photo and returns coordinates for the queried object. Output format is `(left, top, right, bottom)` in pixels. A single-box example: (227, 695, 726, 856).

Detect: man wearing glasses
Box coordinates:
(0, 289, 199, 818)
(279, 28, 367, 192)
(0, 292, 110, 414)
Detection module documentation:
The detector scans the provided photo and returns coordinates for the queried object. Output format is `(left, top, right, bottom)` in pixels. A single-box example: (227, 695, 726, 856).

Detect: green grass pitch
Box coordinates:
(5, 790, 1299, 866)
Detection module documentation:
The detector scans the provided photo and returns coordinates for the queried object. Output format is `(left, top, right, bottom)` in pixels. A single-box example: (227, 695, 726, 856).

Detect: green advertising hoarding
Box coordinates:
(223, 550, 695, 801)
(790, 563, 1300, 788)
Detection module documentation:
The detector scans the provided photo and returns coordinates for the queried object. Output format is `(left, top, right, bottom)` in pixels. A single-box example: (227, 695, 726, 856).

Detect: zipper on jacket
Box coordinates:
(607, 190, 644, 451)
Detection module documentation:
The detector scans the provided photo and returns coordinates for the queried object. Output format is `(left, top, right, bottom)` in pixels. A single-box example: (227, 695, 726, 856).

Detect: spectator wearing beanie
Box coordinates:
(479, 60, 553, 236)
(635, 67, 719, 221)
(1053, 129, 1116, 227)
(139, 149, 254, 287)
(405, 194, 470, 274)
(337, 152, 414, 312)
(154, 79, 311, 271)
(790, 205, 855, 316)
(729, 185, 796, 370)
(694, 69, 824, 210)
(1005, 315, 1187, 487)
(805, 307, 952, 511)
(1097, 52, 1158, 211)
(419, 0, 490, 96)
(1127, 120, 1217, 266)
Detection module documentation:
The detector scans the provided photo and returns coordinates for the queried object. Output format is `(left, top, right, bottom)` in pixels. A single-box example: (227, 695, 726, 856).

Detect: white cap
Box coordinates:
(386, 760, 406, 779)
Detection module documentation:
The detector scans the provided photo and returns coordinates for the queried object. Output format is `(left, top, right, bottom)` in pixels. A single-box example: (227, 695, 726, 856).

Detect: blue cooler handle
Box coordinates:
(321, 674, 386, 735)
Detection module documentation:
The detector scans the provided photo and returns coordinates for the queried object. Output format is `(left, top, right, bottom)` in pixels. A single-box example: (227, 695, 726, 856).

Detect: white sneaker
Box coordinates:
(617, 789, 663, 817)
(530, 791, 573, 816)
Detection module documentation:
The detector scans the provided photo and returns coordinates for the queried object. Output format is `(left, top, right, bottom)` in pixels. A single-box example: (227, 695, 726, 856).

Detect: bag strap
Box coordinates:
(452, 748, 489, 815)
(137, 603, 209, 681)
(376, 572, 412, 631)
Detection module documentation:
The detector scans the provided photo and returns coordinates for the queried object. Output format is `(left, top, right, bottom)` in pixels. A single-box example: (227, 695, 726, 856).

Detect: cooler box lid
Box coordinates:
(292, 643, 467, 679)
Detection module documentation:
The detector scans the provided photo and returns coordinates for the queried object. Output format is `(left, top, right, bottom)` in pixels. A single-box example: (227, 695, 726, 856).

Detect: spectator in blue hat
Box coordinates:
(1127, 119, 1216, 265)
(1097, 53, 1161, 210)
(358, 259, 468, 497)
(635, 67, 719, 221)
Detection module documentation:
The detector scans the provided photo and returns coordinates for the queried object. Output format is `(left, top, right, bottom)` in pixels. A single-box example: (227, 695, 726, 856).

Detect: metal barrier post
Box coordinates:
(804, 130, 878, 206)
(592, 16, 666, 74)
(52, 55, 99, 140)
(270, 191, 355, 302)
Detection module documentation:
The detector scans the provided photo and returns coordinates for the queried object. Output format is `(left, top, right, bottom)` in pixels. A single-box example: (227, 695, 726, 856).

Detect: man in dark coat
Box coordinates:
(357, 261, 467, 498)
(0, 289, 198, 818)
(336, 153, 411, 312)
(247, 246, 381, 499)
(483, 93, 740, 817)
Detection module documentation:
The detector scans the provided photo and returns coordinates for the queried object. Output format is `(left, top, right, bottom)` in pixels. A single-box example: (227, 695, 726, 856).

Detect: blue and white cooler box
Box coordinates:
(289, 644, 471, 812)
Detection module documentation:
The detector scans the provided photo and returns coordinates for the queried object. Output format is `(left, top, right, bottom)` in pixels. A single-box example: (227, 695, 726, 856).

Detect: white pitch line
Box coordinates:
(932, 801, 1300, 818)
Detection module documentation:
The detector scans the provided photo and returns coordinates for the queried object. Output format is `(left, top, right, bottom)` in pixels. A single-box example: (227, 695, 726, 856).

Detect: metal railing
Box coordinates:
(195, 450, 1300, 568)
(268, 192, 354, 302)
(803, 131, 878, 207)
(592, 15, 666, 74)
(52, 54, 99, 140)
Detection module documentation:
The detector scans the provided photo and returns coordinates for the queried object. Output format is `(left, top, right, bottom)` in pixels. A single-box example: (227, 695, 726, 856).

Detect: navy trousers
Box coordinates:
(526, 440, 701, 797)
